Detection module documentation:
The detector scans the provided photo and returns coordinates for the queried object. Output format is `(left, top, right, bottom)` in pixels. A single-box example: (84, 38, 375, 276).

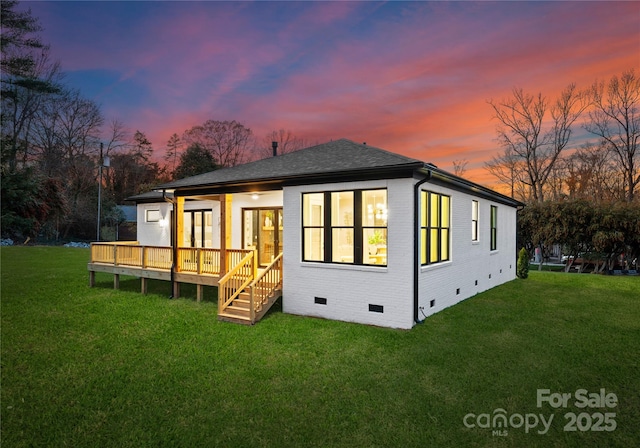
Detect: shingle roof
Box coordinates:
(126, 190, 172, 202)
(159, 139, 424, 190)
(141, 138, 522, 208)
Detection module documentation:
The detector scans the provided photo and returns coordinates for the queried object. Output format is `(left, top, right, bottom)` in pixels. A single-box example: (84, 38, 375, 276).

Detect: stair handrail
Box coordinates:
(250, 252, 283, 320)
(218, 251, 256, 313)
(252, 252, 283, 286)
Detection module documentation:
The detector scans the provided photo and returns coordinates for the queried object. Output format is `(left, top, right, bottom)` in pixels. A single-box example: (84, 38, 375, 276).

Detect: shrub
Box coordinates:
(517, 248, 530, 279)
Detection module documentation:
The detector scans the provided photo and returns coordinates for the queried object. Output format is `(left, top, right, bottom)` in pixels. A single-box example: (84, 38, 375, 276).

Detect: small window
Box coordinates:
(146, 209, 161, 222)
(490, 205, 498, 251)
(472, 200, 479, 241)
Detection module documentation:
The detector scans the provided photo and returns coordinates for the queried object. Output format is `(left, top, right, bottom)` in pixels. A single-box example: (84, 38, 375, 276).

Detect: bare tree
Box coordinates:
(484, 146, 528, 201)
(258, 129, 308, 159)
(585, 69, 640, 202)
(564, 142, 623, 202)
(103, 119, 128, 156)
(488, 84, 588, 202)
(1, 46, 62, 172)
(451, 159, 468, 177)
(182, 120, 252, 167)
(54, 89, 104, 236)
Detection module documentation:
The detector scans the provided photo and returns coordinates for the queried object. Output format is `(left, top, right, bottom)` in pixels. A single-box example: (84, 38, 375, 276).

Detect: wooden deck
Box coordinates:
(88, 242, 282, 324)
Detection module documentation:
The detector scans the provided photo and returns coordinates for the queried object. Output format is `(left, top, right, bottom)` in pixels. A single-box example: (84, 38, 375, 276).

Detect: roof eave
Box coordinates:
(169, 162, 424, 196)
(420, 166, 523, 207)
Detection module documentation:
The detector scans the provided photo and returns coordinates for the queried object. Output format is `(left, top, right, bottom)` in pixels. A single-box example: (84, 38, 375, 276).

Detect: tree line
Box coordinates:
(486, 71, 639, 204)
(1, 1, 309, 242)
(486, 71, 640, 268)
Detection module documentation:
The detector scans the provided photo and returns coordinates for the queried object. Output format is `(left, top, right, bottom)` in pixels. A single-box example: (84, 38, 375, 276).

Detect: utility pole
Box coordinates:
(96, 143, 110, 241)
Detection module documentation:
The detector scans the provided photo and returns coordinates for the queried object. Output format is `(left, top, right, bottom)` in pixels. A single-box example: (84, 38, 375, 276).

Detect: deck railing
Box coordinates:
(143, 246, 173, 270)
(90, 243, 251, 274)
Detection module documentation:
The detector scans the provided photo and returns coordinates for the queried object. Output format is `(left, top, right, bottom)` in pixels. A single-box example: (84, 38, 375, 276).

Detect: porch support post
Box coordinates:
(114, 273, 120, 289)
(220, 194, 232, 275)
(89, 271, 95, 287)
(175, 196, 185, 272)
(173, 282, 180, 298)
(141, 277, 148, 294)
(196, 284, 203, 302)
(171, 196, 185, 299)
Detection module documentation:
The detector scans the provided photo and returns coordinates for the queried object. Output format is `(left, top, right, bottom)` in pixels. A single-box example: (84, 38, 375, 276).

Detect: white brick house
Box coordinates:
(127, 139, 521, 329)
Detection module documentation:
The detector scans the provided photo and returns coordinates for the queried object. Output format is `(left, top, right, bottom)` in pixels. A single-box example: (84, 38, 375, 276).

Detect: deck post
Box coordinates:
(253, 249, 258, 280)
(89, 270, 95, 287)
(141, 277, 148, 294)
(114, 273, 120, 289)
(175, 197, 185, 272)
(250, 285, 255, 323)
(173, 281, 180, 298)
(197, 284, 203, 302)
(220, 194, 232, 275)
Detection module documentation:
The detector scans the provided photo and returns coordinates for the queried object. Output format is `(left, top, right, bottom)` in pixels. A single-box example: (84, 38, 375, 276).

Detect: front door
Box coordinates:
(242, 208, 283, 266)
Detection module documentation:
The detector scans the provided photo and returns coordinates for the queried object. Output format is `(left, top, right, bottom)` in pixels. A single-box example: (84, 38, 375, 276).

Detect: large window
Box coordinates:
(421, 191, 450, 265)
(472, 200, 479, 241)
(362, 190, 388, 266)
(331, 191, 354, 263)
(302, 189, 387, 266)
(490, 205, 498, 251)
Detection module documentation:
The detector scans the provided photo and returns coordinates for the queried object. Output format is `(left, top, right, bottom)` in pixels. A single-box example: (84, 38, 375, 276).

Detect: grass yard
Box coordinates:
(1, 246, 639, 447)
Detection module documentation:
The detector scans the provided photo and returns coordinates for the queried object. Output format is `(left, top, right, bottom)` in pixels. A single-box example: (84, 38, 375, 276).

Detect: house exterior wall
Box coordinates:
(229, 191, 284, 250)
(283, 178, 415, 329)
(417, 182, 517, 319)
(137, 202, 173, 246)
(136, 200, 220, 247)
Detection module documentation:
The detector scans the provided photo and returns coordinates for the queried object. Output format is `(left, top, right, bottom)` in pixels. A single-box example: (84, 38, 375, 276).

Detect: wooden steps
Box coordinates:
(217, 252, 283, 325)
(218, 290, 253, 324)
(217, 288, 282, 325)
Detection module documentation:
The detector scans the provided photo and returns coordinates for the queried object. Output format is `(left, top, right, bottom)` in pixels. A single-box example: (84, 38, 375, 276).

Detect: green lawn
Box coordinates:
(1, 247, 639, 447)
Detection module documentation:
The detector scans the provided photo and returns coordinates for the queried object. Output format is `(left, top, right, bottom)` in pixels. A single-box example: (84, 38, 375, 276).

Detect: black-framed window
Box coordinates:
(183, 209, 213, 248)
(146, 209, 160, 222)
(472, 200, 479, 241)
(302, 189, 387, 266)
(490, 205, 498, 251)
(421, 191, 450, 265)
(302, 193, 324, 262)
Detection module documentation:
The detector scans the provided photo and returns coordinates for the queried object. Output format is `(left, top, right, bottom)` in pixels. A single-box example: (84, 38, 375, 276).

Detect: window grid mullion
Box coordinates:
(324, 192, 332, 262)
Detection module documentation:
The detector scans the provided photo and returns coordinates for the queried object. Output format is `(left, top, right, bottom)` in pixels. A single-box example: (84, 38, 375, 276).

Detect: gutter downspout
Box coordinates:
(414, 171, 431, 324)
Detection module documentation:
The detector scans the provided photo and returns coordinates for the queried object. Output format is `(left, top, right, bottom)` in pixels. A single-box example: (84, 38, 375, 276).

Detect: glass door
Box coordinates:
(183, 210, 213, 247)
(243, 208, 282, 266)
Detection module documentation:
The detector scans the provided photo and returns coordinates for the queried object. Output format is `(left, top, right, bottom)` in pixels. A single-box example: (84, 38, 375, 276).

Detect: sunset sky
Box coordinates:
(26, 1, 640, 188)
